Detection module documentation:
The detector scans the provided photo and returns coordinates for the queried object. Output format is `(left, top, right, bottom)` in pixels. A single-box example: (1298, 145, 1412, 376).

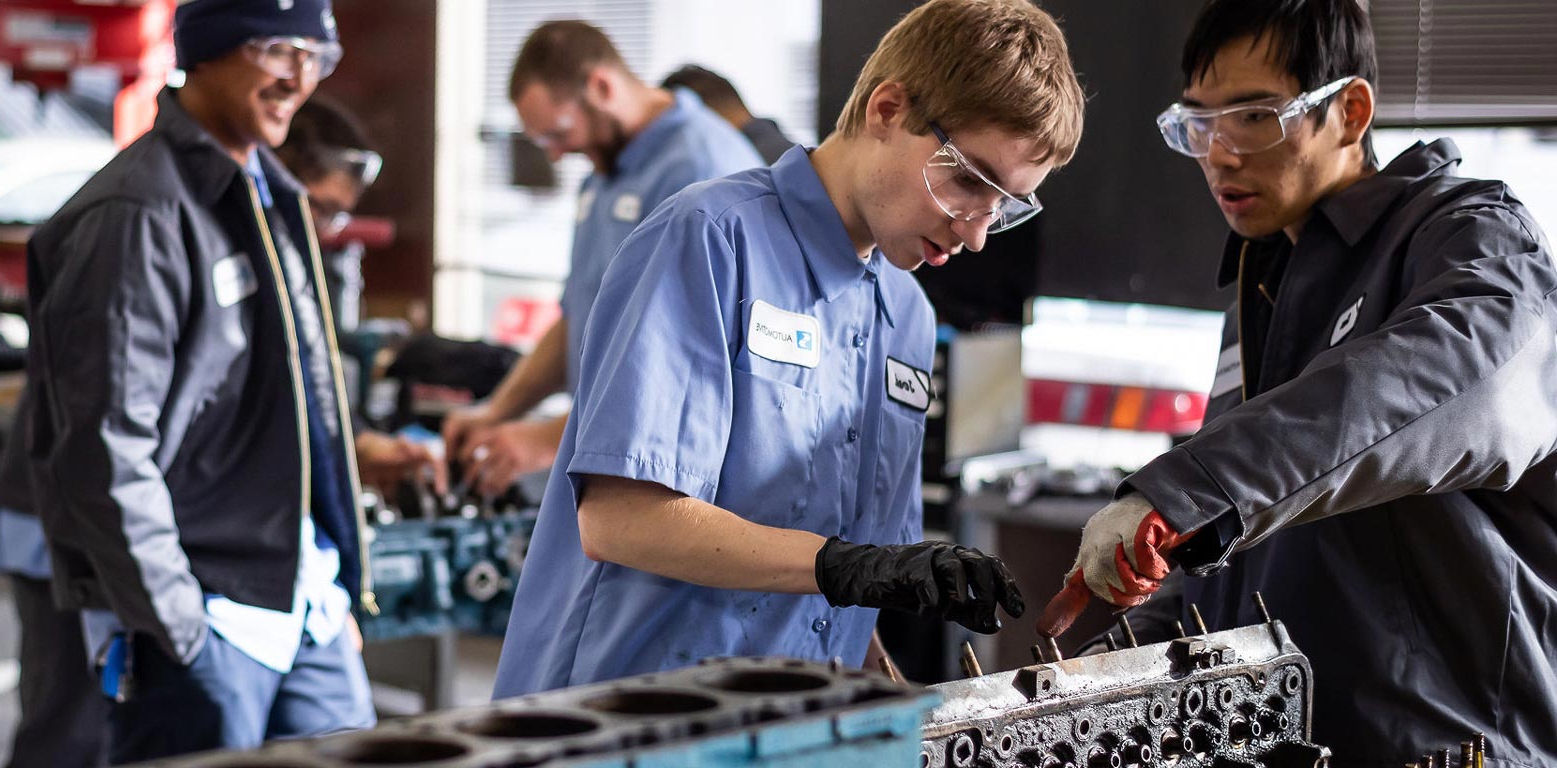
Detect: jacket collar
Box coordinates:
(1215, 138, 1463, 287)
(155, 87, 304, 206)
(770, 145, 895, 326)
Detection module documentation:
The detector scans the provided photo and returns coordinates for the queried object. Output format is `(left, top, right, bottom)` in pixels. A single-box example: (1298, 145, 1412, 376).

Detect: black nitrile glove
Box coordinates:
(814, 537, 1025, 634)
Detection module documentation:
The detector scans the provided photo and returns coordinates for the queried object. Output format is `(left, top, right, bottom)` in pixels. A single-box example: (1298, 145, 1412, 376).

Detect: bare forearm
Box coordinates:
(487, 317, 569, 419)
(577, 475, 826, 593)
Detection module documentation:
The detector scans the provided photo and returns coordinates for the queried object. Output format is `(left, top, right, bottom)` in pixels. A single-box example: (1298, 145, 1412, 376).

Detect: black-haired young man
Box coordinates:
(1040, 0, 1557, 763)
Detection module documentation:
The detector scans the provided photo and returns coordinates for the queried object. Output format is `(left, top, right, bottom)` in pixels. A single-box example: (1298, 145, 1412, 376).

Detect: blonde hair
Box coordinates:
(836, 0, 1085, 165)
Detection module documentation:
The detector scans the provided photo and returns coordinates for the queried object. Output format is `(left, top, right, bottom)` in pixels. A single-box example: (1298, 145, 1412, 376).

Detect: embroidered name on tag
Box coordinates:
(612, 194, 642, 222)
(747, 300, 821, 368)
(1331, 294, 1365, 346)
(885, 357, 932, 411)
(1210, 343, 1242, 399)
(212, 254, 258, 308)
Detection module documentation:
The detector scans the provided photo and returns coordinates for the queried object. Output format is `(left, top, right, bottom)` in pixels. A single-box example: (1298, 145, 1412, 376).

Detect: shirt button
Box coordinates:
(852, 333, 865, 348)
(812, 618, 830, 633)
(847, 427, 859, 442)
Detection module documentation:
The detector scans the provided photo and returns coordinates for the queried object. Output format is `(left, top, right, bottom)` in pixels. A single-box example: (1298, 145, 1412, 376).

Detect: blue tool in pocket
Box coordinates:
(95, 633, 132, 703)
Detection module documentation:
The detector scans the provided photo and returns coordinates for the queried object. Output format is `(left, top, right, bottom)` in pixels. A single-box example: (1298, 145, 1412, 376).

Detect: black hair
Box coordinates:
(661, 64, 747, 112)
(276, 96, 374, 184)
(1182, 0, 1377, 167)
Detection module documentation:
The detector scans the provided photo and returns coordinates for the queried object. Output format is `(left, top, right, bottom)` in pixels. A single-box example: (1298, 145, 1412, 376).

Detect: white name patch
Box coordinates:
(885, 357, 932, 411)
(1331, 294, 1365, 347)
(1210, 343, 1243, 399)
(612, 193, 642, 222)
(747, 300, 821, 368)
(212, 254, 258, 308)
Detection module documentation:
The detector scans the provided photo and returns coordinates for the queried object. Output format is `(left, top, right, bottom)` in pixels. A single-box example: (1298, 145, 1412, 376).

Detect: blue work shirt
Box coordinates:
(493, 146, 936, 696)
(560, 87, 761, 389)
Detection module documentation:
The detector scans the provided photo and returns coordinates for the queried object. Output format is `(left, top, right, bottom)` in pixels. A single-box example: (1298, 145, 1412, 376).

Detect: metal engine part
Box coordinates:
(922, 613, 1330, 768)
(134, 657, 936, 767)
(358, 500, 537, 642)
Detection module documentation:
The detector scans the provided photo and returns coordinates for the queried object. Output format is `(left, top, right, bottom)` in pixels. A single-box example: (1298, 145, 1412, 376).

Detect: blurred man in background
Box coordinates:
(442, 21, 761, 496)
(662, 64, 795, 164)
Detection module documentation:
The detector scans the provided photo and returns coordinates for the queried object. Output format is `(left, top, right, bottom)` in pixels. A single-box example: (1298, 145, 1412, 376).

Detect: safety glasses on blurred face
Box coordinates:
(325, 147, 382, 187)
(924, 122, 1042, 234)
(1156, 76, 1357, 158)
(243, 36, 344, 81)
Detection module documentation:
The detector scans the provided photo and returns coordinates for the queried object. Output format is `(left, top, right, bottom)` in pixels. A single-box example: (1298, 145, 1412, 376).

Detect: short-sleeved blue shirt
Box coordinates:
(493, 146, 937, 697)
(561, 88, 762, 389)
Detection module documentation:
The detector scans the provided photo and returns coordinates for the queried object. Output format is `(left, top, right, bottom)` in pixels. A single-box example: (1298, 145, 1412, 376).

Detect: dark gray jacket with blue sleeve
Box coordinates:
(17, 87, 369, 664)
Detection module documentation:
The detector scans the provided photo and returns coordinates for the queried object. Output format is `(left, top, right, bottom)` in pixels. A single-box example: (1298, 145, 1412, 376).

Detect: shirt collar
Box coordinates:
(245, 150, 274, 209)
(770, 145, 893, 325)
(612, 88, 698, 176)
(1215, 138, 1464, 287)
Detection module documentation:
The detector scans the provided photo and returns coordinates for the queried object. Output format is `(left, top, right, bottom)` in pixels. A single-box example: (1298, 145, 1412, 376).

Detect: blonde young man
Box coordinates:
(493, 0, 1083, 695)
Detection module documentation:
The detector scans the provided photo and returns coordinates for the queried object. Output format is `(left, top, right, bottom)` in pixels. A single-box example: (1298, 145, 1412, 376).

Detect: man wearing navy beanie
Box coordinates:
(4, 0, 442, 761)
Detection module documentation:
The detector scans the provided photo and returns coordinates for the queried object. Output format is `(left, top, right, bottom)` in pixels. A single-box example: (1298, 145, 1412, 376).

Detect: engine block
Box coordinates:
(921, 618, 1330, 768)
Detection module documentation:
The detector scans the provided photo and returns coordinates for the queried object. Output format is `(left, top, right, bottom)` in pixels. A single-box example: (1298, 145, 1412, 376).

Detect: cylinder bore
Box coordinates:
(951, 732, 978, 768)
(1282, 667, 1304, 697)
(1217, 684, 1237, 709)
(457, 711, 600, 739)
(316, 736, 471, 764)
(1182, 686, 1205, 717)
(580, 688, 720, 716)
(705, 670, 831, 694)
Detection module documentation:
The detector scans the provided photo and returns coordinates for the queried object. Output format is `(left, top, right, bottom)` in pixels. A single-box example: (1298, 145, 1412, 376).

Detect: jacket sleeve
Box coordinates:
(1126, 203, 1557, 572)
(32, 199, 207, 662)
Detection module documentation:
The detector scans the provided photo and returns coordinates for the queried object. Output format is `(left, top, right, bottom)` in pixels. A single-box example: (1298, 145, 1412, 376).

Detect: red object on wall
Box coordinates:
(491, 297, 562, 350)
(0, 0, 174, 145)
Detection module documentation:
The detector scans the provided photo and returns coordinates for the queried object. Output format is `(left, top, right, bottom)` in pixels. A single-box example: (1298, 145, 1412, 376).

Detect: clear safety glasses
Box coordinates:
(1155, 76, 1357, 158)
(326, 147, 383, 188)
(924, 122, 1042, 235)
(243, 36, 344, 81)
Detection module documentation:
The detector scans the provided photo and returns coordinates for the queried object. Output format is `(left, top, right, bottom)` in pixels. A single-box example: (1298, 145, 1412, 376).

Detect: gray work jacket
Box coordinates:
(1126, 140, 1557, 767)
(18, 88, 369, 663)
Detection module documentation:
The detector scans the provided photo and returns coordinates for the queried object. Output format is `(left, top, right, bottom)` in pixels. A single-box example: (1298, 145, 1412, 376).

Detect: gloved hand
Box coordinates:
(1036, 493, 1187, 637)
(815, 537, 1024, 634)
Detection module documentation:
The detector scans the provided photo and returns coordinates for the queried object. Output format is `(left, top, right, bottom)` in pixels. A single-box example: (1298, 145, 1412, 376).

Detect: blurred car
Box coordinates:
(1019, 296, 1223, 494)
(0, 135, 116, 298)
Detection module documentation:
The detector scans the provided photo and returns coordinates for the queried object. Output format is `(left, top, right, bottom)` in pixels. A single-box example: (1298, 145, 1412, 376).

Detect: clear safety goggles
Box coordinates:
(1155, 76, 1357, 158)
(924, 121, 1042, 235)
(324, 147, 383, 188)
(243, 36, 344, 81)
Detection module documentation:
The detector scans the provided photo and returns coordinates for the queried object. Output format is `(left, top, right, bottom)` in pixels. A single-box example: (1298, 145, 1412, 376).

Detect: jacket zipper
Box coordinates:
(241, 178, 377, 615)
(294, 195, 378, 615)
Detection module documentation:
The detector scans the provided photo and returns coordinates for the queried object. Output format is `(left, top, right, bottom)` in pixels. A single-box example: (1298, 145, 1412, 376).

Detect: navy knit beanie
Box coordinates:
(174, 0, 339, 70)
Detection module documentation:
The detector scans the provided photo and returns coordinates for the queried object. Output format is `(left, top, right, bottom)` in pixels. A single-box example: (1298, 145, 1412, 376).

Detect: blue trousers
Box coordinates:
(108, 629, 375, 764)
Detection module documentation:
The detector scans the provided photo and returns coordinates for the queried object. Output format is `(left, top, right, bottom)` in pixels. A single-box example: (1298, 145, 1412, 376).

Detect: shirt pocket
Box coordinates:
(869, 405, 926, 544)
(726, 368, 821, 528)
